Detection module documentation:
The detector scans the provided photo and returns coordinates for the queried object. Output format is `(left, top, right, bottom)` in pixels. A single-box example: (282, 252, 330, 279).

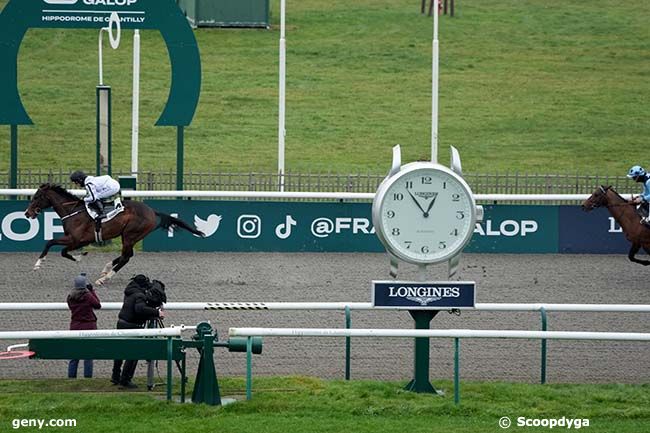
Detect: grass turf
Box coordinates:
(0, 376, 649, 432)
(0, 0, 648, 176)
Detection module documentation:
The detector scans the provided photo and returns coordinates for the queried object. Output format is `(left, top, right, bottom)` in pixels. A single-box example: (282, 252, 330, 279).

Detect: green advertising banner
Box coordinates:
(142, 200, 383, 252)
(142, 201, 559, 253)
(467, 205, 559, 253)
(0, 200, 562, 253)
(0, 201, 64, 252)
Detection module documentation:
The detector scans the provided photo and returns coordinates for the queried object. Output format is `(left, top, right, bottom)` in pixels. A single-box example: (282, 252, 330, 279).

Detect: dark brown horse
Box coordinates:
(582, 185, 650, 266)
(24, 183, 204, 285)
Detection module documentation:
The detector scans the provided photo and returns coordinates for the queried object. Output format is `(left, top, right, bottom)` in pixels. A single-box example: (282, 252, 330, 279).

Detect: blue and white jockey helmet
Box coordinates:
(627, 165, 646, 179)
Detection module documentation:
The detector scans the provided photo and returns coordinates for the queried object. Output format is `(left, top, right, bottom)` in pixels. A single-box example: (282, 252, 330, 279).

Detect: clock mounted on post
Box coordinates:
(372, 145, 483, 278)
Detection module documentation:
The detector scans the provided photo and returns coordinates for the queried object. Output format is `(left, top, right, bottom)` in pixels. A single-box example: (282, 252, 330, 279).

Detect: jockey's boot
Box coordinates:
(641, 216, 650, 226)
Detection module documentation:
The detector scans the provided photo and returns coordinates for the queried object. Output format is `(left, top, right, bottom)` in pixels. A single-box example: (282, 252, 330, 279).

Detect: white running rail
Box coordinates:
(1, 302, 649, 312)
(229, 327, 650, 342)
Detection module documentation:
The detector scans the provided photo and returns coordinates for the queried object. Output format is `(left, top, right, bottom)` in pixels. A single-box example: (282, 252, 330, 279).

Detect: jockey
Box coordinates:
(627, 165, 650, 224)
(70, 171, 120, 226)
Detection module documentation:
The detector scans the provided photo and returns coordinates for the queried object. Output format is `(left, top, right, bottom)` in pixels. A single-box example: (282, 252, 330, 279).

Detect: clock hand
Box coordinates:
(423, 192, 438, 217)
(406, 188, 427, 216)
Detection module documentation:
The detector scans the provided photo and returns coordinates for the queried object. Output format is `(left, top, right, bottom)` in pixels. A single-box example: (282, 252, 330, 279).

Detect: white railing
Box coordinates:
(0, 326, 189, 340)
(229, 327, 650, 341)
(1, 302, 649, 312)
(0, 189, 591, 202)
(229, 326, 650, 403)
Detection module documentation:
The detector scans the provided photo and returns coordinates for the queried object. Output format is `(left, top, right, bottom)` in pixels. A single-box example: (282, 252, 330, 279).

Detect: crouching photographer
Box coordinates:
(111, 275, 167, 389)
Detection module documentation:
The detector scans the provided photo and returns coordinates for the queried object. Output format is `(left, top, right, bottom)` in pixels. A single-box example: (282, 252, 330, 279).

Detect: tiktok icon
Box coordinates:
(275, 215, 297, 240)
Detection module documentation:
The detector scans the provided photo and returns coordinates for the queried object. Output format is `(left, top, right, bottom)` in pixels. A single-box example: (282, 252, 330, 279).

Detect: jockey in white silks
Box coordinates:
(70, 171, 120, 229)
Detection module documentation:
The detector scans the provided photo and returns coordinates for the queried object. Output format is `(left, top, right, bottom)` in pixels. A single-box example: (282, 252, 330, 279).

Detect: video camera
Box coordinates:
(144, 280, 167, 308)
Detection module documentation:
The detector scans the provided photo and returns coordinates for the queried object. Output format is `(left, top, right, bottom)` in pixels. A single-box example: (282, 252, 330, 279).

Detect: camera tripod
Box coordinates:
(145, 317, 185, 391)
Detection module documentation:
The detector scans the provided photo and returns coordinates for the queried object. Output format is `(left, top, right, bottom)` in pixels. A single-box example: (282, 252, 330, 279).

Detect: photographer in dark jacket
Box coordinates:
(111, 275, 166, 388)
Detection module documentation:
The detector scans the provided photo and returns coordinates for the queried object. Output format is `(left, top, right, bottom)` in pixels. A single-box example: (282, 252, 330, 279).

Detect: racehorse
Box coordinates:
(24, 183, 205, 285)
(581, 185, 650, 266)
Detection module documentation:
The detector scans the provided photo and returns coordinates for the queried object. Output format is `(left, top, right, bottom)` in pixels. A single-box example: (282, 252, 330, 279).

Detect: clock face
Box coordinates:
(373, 162, 476, 264)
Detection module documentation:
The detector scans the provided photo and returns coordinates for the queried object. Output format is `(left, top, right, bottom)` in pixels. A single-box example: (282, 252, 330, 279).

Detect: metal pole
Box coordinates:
(454, 337, 460, 405)
(540, 307, 548, 384)
(180, 355, 186, 403)
(431, 0, 439, 163)
(345, 305, 351, 380)
(166, 337, 173, 402)
(98, 28, 105, 86)
(246, 336, 253, 400)
(131, 30, 141, 177)
(278, 0, 287, 192)
(10, 125, 17, 189)
(177, 126, 184, 191)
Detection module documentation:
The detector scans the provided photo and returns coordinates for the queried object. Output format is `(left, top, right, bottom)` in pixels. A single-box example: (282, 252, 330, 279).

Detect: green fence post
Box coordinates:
(540, 307, 547, 384)
(454, 338, 460, 405)
(246, 336, 253, 401)
(345, 305, 351, 380)
(176, 126, 184, 191)
(10, 124, 17, 189)
(166, 337, 173, 402)
(180, 355, 186, 403)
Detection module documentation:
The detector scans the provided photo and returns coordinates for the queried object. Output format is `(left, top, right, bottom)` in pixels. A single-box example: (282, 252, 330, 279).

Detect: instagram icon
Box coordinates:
(237, 215, 262, 239)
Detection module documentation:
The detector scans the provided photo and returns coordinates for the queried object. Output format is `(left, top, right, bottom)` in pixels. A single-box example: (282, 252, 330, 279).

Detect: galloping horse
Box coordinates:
(25, 183, 205, 284)
(582, 185, 650, 266)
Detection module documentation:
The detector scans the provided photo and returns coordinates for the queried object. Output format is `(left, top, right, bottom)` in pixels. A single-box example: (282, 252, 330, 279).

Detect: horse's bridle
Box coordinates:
(597, 186, 634, 208)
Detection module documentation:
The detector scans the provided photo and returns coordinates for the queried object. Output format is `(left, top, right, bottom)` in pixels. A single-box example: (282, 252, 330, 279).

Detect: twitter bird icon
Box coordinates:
(194, 214, 222, 237)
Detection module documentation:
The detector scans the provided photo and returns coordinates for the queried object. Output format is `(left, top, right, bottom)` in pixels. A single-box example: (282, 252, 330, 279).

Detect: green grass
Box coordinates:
(0, 377, 648, 432)
(0, 0, 649, 175)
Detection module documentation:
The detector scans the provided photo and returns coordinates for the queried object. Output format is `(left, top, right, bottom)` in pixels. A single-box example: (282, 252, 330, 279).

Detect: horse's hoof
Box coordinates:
(32, 266, 40, 271)
(96, 270, 115, 286)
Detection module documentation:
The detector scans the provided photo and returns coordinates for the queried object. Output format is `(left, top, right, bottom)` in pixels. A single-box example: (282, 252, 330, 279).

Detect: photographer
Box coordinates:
(111, 275, 166, 389)
(67, 273, 101, 379)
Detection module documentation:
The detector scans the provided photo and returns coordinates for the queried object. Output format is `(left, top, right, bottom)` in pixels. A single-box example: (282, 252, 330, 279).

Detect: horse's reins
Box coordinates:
(60, 209, 85, 221)
(58, 200, 86, 221)
(599, 186, 637, 208)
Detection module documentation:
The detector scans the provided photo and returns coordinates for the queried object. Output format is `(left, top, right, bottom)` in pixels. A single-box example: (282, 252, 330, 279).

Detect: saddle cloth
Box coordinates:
(85, 196, 125, 222)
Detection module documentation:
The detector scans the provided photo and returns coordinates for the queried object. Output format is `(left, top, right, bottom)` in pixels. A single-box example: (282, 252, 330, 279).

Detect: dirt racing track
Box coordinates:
(1, 252, 649, 384)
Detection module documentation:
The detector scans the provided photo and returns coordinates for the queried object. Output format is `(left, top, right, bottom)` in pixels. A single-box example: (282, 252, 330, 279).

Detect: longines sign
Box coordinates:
(372, 281, 476, 310)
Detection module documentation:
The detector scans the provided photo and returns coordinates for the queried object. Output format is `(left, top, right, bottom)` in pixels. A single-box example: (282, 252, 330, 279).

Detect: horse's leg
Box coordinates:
(95, 243, 134, 286)
(628, 244, 650, 266)
(100, 261, 113, 277)
(61, 244, 90, 262)
(34, 236, 73, 270)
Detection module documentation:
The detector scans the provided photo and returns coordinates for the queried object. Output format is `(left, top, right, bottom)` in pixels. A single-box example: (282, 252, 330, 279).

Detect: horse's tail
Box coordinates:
(155, 212, 205, 237)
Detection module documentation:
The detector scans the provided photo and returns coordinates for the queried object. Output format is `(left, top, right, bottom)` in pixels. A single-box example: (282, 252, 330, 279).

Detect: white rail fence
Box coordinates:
(0, 326, 188, 340)
(229, 327, 650, 341)
(1, 302, 650, 312)
(228, 326, 650, 404)
(2, 302, 648, 386)
(0, 189, 591, 202)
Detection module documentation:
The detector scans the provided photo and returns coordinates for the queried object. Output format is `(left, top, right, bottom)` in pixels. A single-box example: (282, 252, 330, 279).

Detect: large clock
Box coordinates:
(372, 149, 478, 267)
